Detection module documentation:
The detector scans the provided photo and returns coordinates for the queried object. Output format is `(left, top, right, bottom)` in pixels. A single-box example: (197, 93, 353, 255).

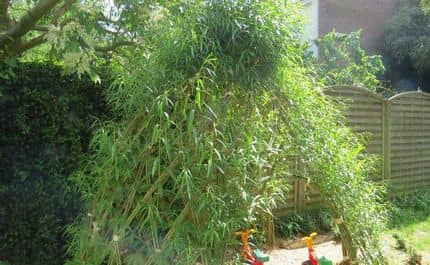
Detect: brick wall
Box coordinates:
(319, 0, 399, 54)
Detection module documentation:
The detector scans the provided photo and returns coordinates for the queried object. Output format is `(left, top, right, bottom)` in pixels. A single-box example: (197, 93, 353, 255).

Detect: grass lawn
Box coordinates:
(383, 191, 430, 264)
(391, 216, 430, 253)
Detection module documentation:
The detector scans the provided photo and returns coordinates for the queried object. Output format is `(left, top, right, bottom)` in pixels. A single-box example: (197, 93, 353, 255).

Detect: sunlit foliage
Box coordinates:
(313, 31, 387, 94)
(66, 1, 387, 265)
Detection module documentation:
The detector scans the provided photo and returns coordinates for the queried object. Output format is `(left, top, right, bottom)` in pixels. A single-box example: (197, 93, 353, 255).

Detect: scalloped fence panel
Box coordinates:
(325, 86, 385, 177)
(280, 86, 430, 215)
(324, 87, 430, 198)
(302, 86, 385, 209)
(388, 92, 430, 193)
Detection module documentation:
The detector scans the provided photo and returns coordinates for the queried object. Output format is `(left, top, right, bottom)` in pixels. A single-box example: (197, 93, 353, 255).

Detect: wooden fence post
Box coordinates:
(383, 100, 391, 180)
(265, 214, 275, 246)
(295, 159, 306, 213)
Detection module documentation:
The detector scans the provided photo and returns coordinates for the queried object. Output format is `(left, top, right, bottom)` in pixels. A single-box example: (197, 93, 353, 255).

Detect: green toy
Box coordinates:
(301, 232, 334, 265)
(253, 249, 270, 262)
(318, 256, 333, 265)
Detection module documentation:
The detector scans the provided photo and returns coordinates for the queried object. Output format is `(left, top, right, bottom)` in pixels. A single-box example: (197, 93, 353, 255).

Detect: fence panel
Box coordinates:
(289, 86, 386, 211)
(275, 158, 303, 215)
(324, 86, 384, 160)
(277, 87, 430, 215)
(388, 92, 430, 194)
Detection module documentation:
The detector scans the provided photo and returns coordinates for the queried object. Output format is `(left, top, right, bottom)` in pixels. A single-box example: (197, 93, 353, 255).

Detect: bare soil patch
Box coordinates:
(266, 233, 430, 265)
(265, 234, 343, 265)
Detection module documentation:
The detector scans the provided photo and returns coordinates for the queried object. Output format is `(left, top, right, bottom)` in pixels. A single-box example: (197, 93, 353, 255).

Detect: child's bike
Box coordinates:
(301, 232, 333, 265)
(236, 229, 270, 265)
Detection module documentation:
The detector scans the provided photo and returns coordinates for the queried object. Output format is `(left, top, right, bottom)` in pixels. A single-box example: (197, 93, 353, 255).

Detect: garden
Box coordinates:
(1, 1, 430, 265)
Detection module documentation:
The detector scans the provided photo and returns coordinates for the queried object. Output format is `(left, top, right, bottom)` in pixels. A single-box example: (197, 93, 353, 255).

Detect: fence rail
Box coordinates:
(279, 86, 430, 215)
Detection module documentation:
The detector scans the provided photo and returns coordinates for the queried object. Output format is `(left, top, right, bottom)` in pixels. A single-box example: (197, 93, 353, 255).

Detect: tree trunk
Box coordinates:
(0, 0, 11, 31)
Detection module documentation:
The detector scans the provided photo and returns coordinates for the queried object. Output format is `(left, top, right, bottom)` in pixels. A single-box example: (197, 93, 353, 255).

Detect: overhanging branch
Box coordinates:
(15, 34, 47, 54)
(96, 11, 119, 24)
(0, 0, 61, 48)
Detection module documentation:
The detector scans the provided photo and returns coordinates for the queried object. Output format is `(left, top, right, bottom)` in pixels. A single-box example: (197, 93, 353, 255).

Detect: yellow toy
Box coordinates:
(302, 232, 319, 265)
(236, 229, 256, 259)
(301, 232, 333, 265)
(302, 232, 318, 250)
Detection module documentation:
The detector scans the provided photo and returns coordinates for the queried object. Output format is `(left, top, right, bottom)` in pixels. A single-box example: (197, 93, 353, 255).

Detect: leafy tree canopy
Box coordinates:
(385, 0, 430, 78)
(0, 0, 162, 76)
(421, 0, 430, 14)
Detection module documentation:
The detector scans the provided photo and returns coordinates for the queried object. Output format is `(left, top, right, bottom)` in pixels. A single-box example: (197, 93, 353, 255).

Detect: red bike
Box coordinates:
(236, 229, 269, 265)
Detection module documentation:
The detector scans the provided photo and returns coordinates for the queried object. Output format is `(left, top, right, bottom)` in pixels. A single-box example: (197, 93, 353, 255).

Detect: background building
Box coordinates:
(304, 0, 399, 54)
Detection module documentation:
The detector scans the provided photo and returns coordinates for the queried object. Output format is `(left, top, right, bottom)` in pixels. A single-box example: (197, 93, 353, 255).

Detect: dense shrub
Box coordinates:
(0, 63, 108, 265)
(67, 2, 302, 264)
(67, 1, 387, 265)
(275, 209, 332, 238)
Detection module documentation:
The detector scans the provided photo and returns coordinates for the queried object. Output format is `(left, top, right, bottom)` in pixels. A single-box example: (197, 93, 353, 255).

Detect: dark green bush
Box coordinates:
(0, 63, 108, 265)
(275, 209, 332, 238)
(389, 189, 430, 228)
(384, 0, 430, 91)
(385, 0, 430, 75)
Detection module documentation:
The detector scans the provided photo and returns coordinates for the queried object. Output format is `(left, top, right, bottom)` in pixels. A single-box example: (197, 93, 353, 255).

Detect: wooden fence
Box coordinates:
(279, 85, 430, 215)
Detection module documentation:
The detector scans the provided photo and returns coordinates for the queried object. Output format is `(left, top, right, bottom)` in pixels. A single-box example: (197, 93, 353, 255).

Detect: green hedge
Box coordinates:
(0, 63, 108, 265)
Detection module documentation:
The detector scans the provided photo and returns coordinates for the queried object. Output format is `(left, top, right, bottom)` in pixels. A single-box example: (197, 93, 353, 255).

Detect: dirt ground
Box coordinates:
(267, 241, 343, 265)
(266, 234, 430, 265)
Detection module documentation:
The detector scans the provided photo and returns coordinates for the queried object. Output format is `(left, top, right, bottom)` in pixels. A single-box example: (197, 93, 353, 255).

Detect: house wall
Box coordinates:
(319, 0, 399, 54)
(302, 0, 319, 55)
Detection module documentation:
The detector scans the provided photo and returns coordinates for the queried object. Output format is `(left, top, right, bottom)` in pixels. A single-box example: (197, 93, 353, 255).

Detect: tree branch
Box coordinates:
(96, 11, 119, 24)
(14, 33, 47, 54)
(94, 40, 135, 52)
(0, 0, 61, 48)
(32, 25, 50, 32)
